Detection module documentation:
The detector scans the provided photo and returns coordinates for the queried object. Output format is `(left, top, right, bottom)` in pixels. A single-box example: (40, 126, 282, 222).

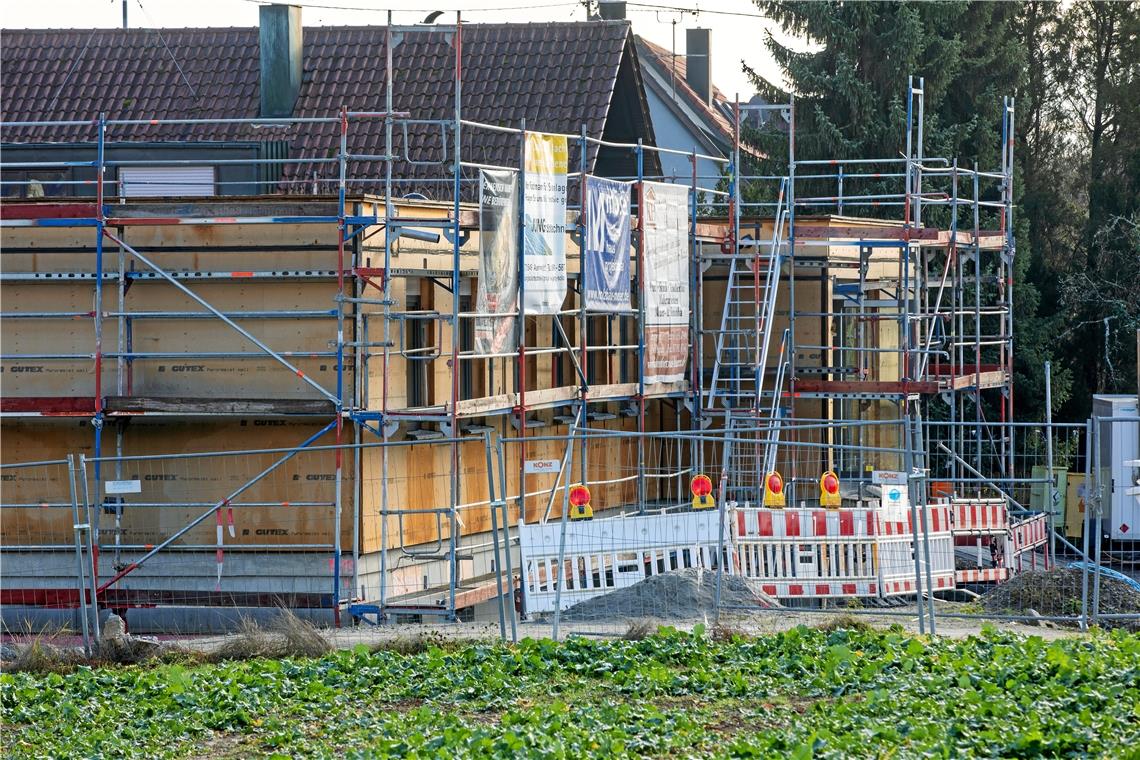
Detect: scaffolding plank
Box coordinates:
(791, 379, 939, 395)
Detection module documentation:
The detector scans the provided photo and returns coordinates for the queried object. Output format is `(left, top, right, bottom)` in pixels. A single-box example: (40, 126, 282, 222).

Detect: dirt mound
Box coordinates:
(980, 567, 1140, 630)
(561, 568, 779, 621)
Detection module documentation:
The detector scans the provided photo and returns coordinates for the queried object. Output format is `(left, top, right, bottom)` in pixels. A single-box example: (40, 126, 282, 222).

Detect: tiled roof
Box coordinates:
(1, 22, 657, 195)
(634, 35, 735, 147)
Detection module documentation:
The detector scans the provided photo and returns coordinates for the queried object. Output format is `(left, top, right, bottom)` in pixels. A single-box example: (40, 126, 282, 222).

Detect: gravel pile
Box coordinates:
(980, 567, 1140, 630)
(561, 567, 779, 621)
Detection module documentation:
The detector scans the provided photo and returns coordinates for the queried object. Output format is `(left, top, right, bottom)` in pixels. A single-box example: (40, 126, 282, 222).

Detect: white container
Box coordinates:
(1092, 395, 1140, 541)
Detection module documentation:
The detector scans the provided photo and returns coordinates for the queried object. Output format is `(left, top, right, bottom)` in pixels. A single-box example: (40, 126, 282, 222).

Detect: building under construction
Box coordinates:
(1, 11, 1056, 633)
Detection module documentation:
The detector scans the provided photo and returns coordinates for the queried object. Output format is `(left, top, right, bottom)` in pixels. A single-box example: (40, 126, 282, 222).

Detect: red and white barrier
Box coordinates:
(950, 499, 1007, 533)
(949, 496, 1051, 583)
(956, 567, 1009, 583)
(734, 504, 956, 600)
(875, 504, 956, 597)
(1011, 512, 1049, 572)
(736, 508, 877, 539)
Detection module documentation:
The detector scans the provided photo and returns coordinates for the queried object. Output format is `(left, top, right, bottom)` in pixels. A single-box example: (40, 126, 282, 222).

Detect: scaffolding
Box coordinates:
(1, 16, 1024, 630)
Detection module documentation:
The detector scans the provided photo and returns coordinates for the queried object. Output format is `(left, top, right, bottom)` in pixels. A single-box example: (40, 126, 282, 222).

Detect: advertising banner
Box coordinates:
(475, 169, 519, 354)
(583, 175, 632, 312)
(641, 181, 690, 384)
(522, 132, 569, 314)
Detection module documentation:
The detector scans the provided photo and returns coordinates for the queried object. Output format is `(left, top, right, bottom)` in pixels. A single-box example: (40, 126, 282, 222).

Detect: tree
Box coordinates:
(746, 1, 1069, 420)
(1054, 1, 1139, 412)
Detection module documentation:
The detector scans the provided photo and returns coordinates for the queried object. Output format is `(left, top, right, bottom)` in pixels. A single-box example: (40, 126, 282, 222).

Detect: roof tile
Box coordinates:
(2, 21, 653, 196)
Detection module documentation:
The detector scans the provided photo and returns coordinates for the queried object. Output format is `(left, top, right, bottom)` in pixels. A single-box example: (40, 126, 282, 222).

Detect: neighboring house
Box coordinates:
(634, 32, 736, 190)
(0, 10, 661, 199)
(596, 2, 784, 192)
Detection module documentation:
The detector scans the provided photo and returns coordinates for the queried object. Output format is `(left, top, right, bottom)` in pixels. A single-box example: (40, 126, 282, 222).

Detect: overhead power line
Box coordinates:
(240, 0, 580, 13)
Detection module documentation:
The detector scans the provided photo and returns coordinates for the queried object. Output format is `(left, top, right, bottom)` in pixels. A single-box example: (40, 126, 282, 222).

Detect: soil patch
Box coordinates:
(979, 567, 1140, 630)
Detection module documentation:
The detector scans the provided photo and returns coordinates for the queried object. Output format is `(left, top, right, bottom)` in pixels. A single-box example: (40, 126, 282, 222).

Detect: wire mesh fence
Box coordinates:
(0, 456, 93, 652)
(1, 416, 1136, 648)
(76, 440, 345, 637)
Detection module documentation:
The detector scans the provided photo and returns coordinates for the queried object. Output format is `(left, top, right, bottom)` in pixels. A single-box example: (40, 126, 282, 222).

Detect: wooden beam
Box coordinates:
(791, 379, 940, 395)
(104, 396, 335, 415)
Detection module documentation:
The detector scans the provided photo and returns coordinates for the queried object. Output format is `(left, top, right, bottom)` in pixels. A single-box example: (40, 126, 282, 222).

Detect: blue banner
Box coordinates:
(583, 175, 632, 312)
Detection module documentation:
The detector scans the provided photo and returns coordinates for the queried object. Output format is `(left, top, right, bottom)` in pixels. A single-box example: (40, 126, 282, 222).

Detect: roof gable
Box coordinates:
(634, 35, 735, 150)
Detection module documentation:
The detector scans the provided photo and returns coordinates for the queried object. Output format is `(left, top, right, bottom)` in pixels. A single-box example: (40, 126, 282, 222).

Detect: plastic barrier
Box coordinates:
(950, 499, 1008, 532)
(1010, 512, 1049, 571)
(734, 507, 879, 598)
(876, 504, 956, 596)
(518, 509, 732, 614)
(733, 505, 956, 600)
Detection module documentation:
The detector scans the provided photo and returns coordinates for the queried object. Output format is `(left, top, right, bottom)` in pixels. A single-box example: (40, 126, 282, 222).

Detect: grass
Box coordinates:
(3, 625, 1139, 758)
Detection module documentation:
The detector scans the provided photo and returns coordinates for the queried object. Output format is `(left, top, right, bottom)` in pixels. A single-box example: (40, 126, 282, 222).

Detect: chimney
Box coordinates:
(598, 1, 626, 20)
(685, 28, 712, 106)
(259, 4, 303, 118)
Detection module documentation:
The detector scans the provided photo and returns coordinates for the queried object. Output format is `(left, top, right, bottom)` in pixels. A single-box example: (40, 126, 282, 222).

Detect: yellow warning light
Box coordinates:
(763, 471, 786, 508)
(690, 474, 715, 510)
(568, 484, 593, 520)
(820, 470, 842, 508)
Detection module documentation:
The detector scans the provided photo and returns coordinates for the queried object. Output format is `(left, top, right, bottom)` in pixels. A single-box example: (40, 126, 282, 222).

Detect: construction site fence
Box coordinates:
(2, 418, 1136, 651)
(501, 421, 1137, 641)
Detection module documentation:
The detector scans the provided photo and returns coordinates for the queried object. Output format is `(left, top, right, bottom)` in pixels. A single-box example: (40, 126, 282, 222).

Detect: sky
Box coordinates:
(1, 0, 802, 99)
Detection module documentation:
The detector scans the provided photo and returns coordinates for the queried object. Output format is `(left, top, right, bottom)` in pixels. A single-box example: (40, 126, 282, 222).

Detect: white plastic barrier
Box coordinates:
(518, 509, 732, 614)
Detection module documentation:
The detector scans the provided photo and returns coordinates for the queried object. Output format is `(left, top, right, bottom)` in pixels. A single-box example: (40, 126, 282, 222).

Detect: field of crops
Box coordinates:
(3, 625, 1138, 758)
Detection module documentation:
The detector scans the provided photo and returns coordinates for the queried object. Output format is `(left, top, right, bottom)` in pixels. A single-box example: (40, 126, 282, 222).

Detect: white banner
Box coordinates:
(524, 459, 562, 475)
(522, 132, 569, 314)
(641, 181, 690, 384)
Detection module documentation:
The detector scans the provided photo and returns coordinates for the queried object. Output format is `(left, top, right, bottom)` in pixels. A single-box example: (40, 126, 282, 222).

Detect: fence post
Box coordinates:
(550, 438, 577, 641)
(714, 433, 733, 626)
(484, 432, 508, 641)
(1080, 418, 1093, 631)
(66, 455, 92, 656)
(496, 437, 519, 640)
(78, 455, 102, 644)
(913, 415, 937, 634)
(1091, 415, 1104, 628)
(1044, 361, 1056, 566)
(903, 414, 926, 634)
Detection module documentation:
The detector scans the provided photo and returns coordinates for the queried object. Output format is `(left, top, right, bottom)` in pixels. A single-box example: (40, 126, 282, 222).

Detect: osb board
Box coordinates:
(0, 225, 347, 275)
(0, 283, 108, 398)
(697, 268, 824, 371)
(0, 420, 352, 549)
(358, 439, 492, 553)
(1, 280, 349, 400)
(358, 417, 640, 554)
(366, 276, 408, 410)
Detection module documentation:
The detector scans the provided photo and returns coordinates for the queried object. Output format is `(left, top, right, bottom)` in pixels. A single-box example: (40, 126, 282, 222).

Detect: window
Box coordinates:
(405, 290, 428, 408)
(1, 170, 69, 199)
(119, 166, 215, 197)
